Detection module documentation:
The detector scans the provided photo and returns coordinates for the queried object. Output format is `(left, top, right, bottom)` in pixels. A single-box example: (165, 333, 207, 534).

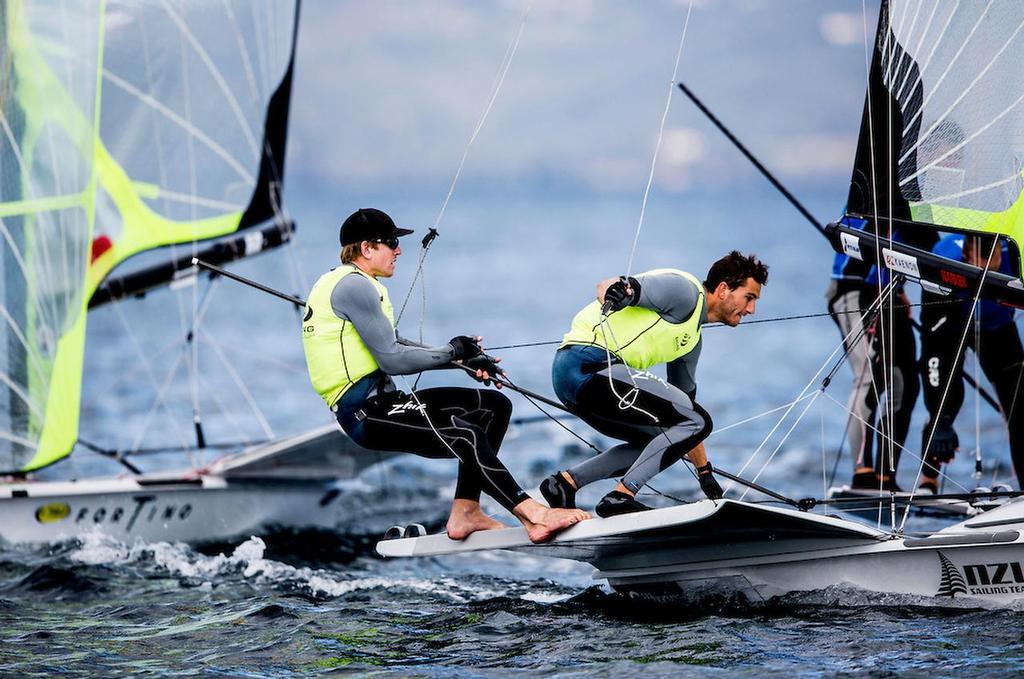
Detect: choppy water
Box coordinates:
(3, 529, 1024, 676)
(19, 191, 1024, 674)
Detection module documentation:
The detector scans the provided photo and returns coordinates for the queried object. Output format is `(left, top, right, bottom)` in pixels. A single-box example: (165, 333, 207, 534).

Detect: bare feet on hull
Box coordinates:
(446, 500, 507, 540)
(518, 504, 591, 544)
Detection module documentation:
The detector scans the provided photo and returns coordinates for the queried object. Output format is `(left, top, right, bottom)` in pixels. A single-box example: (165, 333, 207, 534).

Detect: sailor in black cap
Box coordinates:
(301, 208, 589, 542)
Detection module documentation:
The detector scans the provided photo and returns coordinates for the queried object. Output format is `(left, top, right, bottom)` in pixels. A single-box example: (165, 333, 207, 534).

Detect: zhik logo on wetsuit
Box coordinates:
(388, 400, 428, 416)
(633, 370, 668, 388)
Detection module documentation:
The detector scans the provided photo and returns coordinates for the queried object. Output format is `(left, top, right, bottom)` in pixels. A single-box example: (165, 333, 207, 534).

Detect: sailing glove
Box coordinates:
(925, 415, 959, 464)
(464, 354, 504, 386)
(449, 335, 483, 360)
(601, 276, 642, 314)
(696, 462, 724, 500)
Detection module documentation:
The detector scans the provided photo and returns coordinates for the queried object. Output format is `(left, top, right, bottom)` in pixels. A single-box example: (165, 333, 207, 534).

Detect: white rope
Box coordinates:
(724, 281, 896, 496)
(705, 393, 818, 437)
(624, 0, 695, 279)
(820, 389, 970, 494)
(201, 331, 275, 440)
(743, 391, 823, 495)
(974, 303, 983, 479)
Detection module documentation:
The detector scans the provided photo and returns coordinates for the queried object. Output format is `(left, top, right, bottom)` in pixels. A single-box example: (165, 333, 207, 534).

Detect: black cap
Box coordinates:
(339, 208, 414, 246)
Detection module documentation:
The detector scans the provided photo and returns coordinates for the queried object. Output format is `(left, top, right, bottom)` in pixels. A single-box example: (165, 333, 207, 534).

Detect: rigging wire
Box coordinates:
(819, 389, 970, 494)
(624, 0, 695, 279)
(728, 281, 893, 495)
(486, 296, 972, 349)
(900, 239, 1000, 531)
(393, 1, 533, 330)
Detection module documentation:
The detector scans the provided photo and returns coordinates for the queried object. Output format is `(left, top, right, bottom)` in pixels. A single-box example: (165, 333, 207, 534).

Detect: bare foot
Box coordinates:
(513, 499, 591, 544)
(446, 499, 507, 540)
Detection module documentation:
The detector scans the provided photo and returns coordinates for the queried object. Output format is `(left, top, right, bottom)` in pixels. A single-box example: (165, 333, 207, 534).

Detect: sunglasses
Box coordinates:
(370, 237, 400, 250)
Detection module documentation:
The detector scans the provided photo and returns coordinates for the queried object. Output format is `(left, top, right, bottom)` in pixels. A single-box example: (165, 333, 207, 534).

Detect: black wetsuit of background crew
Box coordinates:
(920, 238, 1024, 485)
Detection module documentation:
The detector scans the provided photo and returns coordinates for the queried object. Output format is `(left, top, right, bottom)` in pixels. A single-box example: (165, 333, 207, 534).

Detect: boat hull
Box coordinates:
(377, 498, 1024, 605)
(3, 425, 395, 545)
(600, 532, 1024, 605)
(1, 475, 349, 545)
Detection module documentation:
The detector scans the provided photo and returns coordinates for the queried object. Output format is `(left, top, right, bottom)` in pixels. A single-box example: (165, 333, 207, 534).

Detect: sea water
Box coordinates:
(7, 190, 1023, 676)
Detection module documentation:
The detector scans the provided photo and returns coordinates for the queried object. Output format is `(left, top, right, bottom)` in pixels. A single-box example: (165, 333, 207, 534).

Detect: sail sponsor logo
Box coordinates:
(882, 248, 921, 277)
(35, 502, 71, 524)
(840, 233, 862, 260)
(936, 551, 1024, 597)
(939, 270, 968, 289)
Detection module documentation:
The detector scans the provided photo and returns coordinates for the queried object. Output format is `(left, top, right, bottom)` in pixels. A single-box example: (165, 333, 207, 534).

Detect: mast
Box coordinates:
(0, 0, 28, 466)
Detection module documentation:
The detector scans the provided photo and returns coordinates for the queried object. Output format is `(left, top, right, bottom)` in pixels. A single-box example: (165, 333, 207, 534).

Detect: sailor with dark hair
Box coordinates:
(541, 251, 768, 517)
(302, 208, 590, 543)
(919, 234, 1024, 492)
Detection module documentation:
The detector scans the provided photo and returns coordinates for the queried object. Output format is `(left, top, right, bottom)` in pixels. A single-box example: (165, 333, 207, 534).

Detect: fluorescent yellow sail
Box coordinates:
(0, 1, 102, 471)
(0, 0, 298, 472)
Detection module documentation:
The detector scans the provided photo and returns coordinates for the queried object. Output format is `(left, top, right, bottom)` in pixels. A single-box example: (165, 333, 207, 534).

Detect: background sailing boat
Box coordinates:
(0, 0, 395, 545)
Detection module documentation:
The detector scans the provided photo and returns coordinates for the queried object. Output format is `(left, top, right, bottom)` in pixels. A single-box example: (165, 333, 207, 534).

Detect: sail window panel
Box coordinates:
(887, 1, 1024, 229)
(99, 1, 295, 226)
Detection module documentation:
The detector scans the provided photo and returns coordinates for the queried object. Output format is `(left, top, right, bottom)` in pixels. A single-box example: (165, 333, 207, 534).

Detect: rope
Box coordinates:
(900, 239, 1000, 531)
(485, 297, 969, 350)
(394, 1, 533, 328)
(500, 374, 602, 455)
(624, 0, 695, 278)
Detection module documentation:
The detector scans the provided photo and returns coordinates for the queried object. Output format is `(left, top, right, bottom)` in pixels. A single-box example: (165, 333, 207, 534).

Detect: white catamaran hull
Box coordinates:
(1, 425, 393, 546)
(377, 498, 1024, 605)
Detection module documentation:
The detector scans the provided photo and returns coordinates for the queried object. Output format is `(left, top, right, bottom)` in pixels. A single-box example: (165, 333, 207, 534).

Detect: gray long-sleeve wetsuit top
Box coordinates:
(632, 270, 707, 399)
(331, 273, 455, 393)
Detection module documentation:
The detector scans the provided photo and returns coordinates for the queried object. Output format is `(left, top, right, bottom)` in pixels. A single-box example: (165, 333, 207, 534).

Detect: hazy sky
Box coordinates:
(288, 0, 879, 196)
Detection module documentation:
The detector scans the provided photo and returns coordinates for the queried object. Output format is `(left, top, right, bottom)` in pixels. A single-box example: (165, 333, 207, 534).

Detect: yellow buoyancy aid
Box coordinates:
(302, 264, 394, 406)
(560, 269, 704, 370)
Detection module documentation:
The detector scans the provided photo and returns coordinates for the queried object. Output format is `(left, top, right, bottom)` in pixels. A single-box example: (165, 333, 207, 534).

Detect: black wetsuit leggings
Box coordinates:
(920, 298, 1024, 483)
(552, 348, 713, 494)
(340, 387, 529, 512)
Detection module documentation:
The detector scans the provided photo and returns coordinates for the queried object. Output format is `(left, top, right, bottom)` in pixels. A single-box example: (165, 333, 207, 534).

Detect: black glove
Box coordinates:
(924, 415, 959, 464)
(601, 276, 641, 314)
(449, 335, 482, 360)
(464, 353, 504, 385)
(696, 462, 724, 500)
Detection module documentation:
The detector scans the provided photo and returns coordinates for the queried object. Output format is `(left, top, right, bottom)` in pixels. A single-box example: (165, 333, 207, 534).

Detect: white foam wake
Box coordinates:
(67, 533, 536, 601)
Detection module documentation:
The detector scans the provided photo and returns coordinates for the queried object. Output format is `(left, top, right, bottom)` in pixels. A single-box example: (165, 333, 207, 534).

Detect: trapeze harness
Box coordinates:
(302, 264, 529, 511)
(552, 269, 713, 494)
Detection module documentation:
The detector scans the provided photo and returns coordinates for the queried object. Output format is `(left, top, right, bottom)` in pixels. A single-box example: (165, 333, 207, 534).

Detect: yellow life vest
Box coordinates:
(301, 264, 394, 406)
(560, 269, 704, 370)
